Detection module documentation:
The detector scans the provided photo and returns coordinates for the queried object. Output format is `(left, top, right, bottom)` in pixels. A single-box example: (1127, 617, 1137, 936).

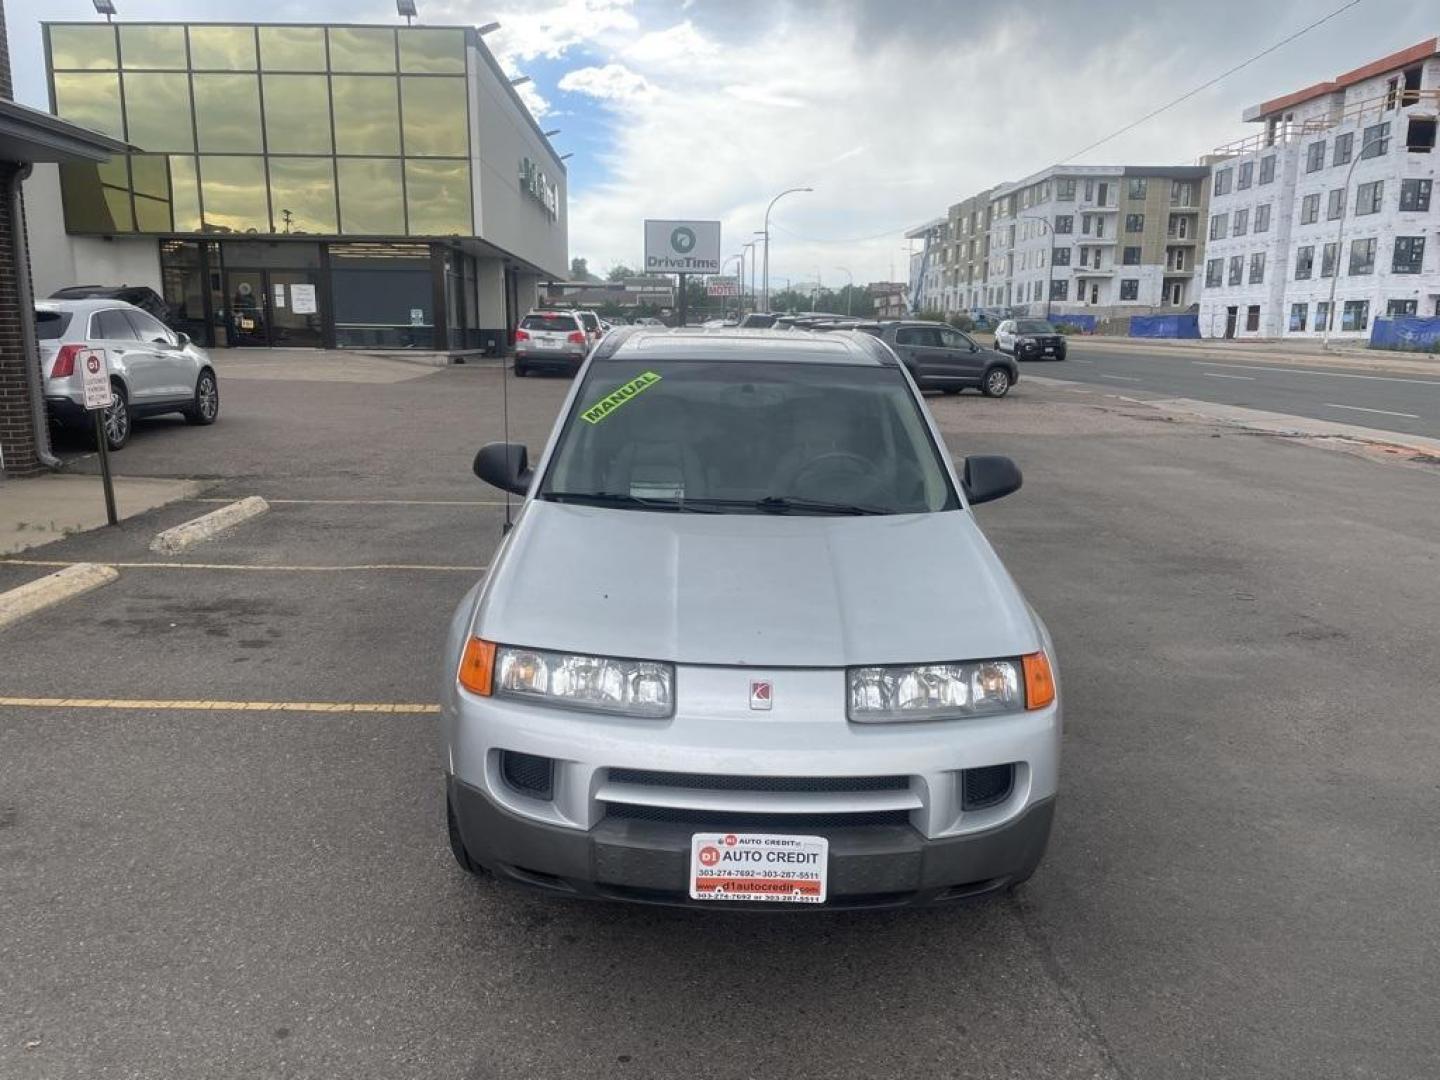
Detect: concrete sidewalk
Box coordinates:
(0, 474, 207, 554)
(1068, 334, 1440, 374)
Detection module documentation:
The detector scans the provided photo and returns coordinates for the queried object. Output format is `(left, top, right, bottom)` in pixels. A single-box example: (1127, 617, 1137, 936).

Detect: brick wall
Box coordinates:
(0, 160, 41, 476)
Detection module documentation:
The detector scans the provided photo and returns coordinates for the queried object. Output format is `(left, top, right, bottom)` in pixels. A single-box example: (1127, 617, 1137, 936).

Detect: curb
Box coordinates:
(150, 496, 270, 555)
(0, 563, 119, 630)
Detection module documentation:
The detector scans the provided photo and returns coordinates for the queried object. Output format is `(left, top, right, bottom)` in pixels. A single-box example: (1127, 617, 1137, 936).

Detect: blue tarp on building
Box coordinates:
(1370, 316, 1440, 352)
(1050, 314, 1097, 333)
(1128, 313, 1200, 339)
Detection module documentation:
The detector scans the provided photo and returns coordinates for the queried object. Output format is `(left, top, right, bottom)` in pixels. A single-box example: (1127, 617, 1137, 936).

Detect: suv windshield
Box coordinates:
(521, 315, 578, 332)
(1016, 320, 1056, 334)
(541, 359, 958, 515)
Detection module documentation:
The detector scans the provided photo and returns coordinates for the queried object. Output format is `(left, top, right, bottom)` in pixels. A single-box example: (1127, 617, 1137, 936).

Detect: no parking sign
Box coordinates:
(79, 348, 112, 410)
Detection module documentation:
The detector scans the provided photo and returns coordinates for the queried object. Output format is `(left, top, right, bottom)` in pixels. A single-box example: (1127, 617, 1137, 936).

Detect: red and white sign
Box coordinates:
(79, 349, 112, 410)
(706, 276, 739, 297)
(689, 832, 828, 903)
(749, 680, 772, 711)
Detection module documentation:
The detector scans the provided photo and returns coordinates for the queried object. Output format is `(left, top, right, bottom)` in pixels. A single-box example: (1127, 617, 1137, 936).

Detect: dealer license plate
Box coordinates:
(689, 833, 828, 903)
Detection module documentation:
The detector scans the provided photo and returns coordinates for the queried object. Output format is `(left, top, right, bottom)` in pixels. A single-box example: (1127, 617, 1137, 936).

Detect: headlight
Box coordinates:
(1017, 336, 1035, 346)
(848, 659, 1025, 722)
(493, 645, 674, 718)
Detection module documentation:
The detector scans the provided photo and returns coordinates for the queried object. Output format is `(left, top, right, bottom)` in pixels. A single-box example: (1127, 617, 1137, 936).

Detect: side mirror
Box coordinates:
(176, 331, 191, 348)
(969, 342, 979, 352)
(962, 455, 1022, 506)
(473, 442, 533, 495)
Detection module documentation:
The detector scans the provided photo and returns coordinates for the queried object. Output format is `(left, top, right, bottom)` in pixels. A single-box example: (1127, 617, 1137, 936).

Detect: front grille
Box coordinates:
(500, 751, 554, 800)
(607, 769, 908, 794)
(604, 804, 911, 829)
(961, 764, 1015, 811)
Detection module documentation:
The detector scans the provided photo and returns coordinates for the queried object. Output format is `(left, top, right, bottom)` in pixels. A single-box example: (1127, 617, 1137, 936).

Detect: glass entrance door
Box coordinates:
(223, 269, 323, 347)
(225, 270, 269, 346)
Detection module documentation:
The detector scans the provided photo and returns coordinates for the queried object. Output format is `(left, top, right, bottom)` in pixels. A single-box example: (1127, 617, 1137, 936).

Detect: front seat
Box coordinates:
(601, 402, 706, 501)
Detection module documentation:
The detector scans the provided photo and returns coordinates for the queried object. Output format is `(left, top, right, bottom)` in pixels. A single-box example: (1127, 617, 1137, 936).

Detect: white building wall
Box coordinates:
(1201, 51, 1440, 338)
(23, 164, 163, 297)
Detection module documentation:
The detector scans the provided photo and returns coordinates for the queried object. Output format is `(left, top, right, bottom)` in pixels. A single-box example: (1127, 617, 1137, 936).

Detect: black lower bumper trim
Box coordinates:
(446, 776, 1055, 909)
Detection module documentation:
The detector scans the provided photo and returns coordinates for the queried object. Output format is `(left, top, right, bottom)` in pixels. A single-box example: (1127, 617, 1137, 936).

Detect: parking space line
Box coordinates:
(0, 558, 485, 573)
(192, 497, 508, 506)
(1100, 374, 1141, 382)
(1323, 403, 1420, 419)
(0, 696, 439, 714)
(1204, 372, 1255, 380)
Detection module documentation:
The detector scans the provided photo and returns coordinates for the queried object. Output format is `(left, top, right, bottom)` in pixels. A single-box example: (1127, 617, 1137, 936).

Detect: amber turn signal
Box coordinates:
(458, 637, 496, 696)
(1022, 652, 1055, 710)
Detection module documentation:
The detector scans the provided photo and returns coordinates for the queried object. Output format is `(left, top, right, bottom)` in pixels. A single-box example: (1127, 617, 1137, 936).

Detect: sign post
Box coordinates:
(80, 348, 118, 526)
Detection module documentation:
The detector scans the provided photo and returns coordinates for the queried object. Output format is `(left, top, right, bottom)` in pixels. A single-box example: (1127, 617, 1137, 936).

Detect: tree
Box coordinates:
(569, 257, 589, 280)
(606, 263, 636, 282)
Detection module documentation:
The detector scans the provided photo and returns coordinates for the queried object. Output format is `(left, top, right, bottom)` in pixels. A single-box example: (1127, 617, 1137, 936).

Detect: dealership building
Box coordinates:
(27, 21, 567, 352)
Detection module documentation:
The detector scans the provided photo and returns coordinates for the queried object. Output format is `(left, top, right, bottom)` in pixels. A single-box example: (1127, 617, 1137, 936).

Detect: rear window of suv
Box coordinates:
(35, 310, 72, 340)
(521, 315, 579, 332)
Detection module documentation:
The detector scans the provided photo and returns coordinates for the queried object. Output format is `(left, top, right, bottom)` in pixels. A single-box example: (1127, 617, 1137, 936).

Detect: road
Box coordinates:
(2, 354, 1438, 1079)
(1039, 341, 1440, 440)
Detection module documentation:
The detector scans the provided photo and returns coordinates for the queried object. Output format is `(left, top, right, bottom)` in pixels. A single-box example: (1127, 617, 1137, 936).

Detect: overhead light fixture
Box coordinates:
(509, 75, 532, 87)
(559, 153, 573, 161)
(477, 21, 501, 34)
(92, 0, 116, 19)
(543, 129, 560, 137)
(396, 0, 417, 24)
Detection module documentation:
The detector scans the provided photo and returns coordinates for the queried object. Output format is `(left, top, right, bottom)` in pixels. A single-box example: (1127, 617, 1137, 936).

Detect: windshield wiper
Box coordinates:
(542, 491, 722, 512)
(753, 496, 889, 515)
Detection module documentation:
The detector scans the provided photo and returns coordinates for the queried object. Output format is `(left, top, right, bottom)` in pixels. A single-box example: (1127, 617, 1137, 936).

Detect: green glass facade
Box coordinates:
(46, 22, 473, 238)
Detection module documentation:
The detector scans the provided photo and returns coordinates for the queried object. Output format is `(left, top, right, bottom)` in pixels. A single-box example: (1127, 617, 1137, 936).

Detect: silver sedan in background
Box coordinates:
(36, 298, 220, 449)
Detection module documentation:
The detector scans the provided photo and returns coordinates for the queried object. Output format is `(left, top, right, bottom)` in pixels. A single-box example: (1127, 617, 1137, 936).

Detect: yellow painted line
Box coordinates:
(0, 696, 440, 714)
(1, 559, 485, 572)
(193, 497, 508, 506)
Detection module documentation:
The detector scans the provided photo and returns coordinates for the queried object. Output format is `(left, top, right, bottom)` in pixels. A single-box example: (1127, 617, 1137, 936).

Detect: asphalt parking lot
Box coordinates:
(3, 350, 1438, 1079)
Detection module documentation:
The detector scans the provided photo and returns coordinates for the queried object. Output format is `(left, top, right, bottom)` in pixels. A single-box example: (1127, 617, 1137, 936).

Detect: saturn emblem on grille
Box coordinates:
(750, 680, 772, 711)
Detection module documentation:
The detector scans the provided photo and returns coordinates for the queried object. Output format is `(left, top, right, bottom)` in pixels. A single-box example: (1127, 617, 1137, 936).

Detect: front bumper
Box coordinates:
(448, 775, 1055, 908)
(1015, 341, 1065, 359)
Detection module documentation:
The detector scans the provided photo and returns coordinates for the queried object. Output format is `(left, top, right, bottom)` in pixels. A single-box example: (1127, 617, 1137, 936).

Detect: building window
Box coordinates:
(1228, 255, 1243, 286)
(1387, 299, 1418, 317)
(1392, 236, 1425, 274)
(1315, 301, 1332, 330)
(1360, 121, 1390, 158)
(1216, 169, 1234, 196)
(1306, 140, 1326, 172)
(1050, 279, 1069, 300)
(1408, 117, 1437, 153)
(118, 24, 186, 69)
(1171, 180, 1196, 206)
(258, 25, 328, 70)
(1237, 161, 1253, 190)
(1122, 246, 1141, 265)
(1246, 305, 1260, 332)
(1125, 213, 1144, 233)
(1289, 303, 1308, 332)
(1341, 300, 1369, 331)
(1295, 245, 1314, 280)
(199, 155, 269, 232)
(267, 157, 337, 234)
(1355, 180, 1383, 216)
(262, 74, 333, 154)
(1249, 252, 1265, 284)
(1120, 279, 1139, 301)
(189, 25, 258, 70)
(1333, 132, 1353, 166)
(1400, 179, 1432, 212)
(1300, 194, 1320, 224)
(1054, 214, 1073, 234)
(400, 76, 470, 156)
(336, 158, 405, 233)
(332, 75, 402, 155)
(1233, 207, 1249, 236)
(1209, 212, 1228, 240)
(1348, 237, 1376, 276)
(1254, 204, 1271, 233)
(1127, 178, 1147, 199)
(1326, 188, 1344, 220)
(1258, 156, 1276, 184)
(122, 73, 194, 152)
(1205, 258, 1223, 287)
(1321, 242, 1338, 278)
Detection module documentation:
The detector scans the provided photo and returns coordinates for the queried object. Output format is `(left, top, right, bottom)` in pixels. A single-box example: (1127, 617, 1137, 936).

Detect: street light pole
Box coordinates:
(741, 241, 755, 313)
(1021, 214, 1055, 320)
(835, 266, 853, 316)
(1322, 129, 1387, 349)
(762, 187, 812, 313)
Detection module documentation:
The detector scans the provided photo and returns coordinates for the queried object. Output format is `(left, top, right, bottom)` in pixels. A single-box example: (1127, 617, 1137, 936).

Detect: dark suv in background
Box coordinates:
(49, 285, 173, 329)
(853, 320, 1017, 397)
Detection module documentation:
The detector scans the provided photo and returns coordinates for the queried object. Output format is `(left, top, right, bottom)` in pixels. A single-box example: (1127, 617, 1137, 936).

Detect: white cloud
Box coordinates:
(558, 63, 654, 102)
(624, 21, 716, 68)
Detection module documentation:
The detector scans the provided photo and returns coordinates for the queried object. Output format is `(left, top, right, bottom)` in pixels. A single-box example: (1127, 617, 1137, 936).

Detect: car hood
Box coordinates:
(474, 501, 1040, 667)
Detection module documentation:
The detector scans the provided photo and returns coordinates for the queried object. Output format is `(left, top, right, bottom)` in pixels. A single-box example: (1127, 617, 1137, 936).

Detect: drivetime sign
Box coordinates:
(644, 219, 722, 274)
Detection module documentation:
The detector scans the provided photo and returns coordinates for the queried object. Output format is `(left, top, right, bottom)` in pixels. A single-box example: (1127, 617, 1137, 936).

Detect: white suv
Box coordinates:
(441, 327, 1061, 909)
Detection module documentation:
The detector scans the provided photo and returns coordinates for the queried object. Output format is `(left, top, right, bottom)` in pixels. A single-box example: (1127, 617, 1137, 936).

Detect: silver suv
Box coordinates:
(442, 327, 1060, 908)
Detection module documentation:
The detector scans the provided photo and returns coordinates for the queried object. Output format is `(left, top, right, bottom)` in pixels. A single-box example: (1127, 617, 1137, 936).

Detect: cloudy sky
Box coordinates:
(9, 0, 1435, 286)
